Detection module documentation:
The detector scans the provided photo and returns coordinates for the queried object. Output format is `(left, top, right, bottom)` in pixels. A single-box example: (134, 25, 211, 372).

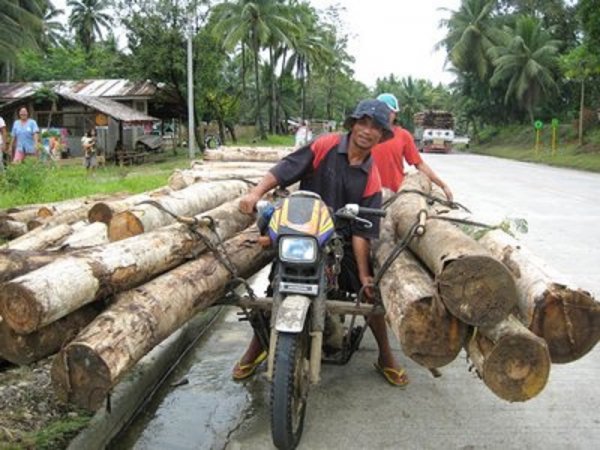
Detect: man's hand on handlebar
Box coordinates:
(239, 192, 262, 214)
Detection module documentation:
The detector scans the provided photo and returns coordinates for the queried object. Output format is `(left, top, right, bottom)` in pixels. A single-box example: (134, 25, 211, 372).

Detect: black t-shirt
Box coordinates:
(270, 133, 382, 240)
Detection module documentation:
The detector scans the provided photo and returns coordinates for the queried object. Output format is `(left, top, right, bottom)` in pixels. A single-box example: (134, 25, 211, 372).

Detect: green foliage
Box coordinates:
(0, 0, 45, 62)
(26, 415, 91, 450)
(579, 0, 600, 52)
(0, 160, 51, 203)
(67, 0, 112, 54)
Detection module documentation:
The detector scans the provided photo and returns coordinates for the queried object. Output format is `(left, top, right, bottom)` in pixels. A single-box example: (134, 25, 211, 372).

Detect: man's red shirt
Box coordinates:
(371, 126, 422, 192)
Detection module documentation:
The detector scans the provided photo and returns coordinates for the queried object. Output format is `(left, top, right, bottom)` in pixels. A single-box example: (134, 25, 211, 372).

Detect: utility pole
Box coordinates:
(578, 59, 586, 147)
(187, 13, 196, 158)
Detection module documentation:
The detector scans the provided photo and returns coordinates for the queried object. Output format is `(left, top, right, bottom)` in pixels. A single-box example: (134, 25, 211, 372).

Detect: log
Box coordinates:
(0, 249, 63, 283)
(3, 222, 85, 251)
(467, 314, 551, 402)
(0, 303, 102, 365)
(51, 228, 274, 410)
(87, 187, 171, 224)
(478, 229, 600, 363)
(107, 180, 251, 241)
(204, 146, 291, 162)
(168, 168, 264, 190)
(373, 221, 467, 368)
(0, 200, 255, 334)
(61, 222, 108, 249)
(389, 173, 518, 327)
(27, 205, 92, 230)
(37, 193, 122, 218)
(0, 219, 28, 239)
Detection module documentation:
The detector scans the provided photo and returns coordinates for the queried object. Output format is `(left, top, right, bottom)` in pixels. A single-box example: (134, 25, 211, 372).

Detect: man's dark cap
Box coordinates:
(343, 99, 394, 141)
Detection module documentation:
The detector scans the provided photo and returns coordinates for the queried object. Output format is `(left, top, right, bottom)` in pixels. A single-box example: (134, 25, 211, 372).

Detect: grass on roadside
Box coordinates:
(468, 124, 600, 172)
(0, 152, 192, 209)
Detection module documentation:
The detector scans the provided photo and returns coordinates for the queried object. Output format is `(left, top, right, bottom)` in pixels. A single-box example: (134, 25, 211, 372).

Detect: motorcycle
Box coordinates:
(232, 190, 386, 449)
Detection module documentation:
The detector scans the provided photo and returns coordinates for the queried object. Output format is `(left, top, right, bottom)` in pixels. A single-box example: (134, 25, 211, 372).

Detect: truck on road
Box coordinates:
(413, 110, 454, 153)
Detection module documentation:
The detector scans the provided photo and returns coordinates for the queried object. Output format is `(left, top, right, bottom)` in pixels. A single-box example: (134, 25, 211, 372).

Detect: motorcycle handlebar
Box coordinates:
(358, 206, 387, 217)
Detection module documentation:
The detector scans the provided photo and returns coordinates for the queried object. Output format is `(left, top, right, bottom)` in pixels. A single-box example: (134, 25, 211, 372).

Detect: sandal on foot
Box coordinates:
(374, 362, 409, 388)
(232, 351, 268, 381)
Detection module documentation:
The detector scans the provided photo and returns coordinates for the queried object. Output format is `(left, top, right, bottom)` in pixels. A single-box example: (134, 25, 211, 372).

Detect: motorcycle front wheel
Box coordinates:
(271, 330, 310, 450)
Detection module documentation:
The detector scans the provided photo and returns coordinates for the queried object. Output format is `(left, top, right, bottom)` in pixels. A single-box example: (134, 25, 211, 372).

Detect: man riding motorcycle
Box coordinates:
(234, 99, 409, 388)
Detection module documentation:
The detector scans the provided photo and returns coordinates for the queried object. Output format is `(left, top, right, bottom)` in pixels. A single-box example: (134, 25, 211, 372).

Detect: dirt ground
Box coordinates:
(0, 357, 91, 450)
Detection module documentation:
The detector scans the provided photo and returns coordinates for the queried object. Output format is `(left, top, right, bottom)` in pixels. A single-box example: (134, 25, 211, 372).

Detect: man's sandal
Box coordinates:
(232, 351, 268, 381)
(374, 362, 409, 388)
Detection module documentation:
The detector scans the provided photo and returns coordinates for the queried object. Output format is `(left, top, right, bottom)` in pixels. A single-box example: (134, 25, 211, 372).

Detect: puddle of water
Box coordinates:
(109, 266, 271, 450)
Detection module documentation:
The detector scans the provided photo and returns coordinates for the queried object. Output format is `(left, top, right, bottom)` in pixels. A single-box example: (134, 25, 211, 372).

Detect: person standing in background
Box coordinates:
(294, 120, 313, 147)
(11, 107, 40, 163)
(0, 115, 6, 171)
(372, 93, 453, 200)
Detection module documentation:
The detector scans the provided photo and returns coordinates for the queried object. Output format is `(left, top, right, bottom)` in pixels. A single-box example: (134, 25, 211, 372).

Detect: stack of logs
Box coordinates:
(413, 110, 454, 129)
(0, 149, 598, 412)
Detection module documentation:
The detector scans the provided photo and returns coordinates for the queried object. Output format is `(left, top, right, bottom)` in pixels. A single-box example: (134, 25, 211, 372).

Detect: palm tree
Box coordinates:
(0, 0, 44, 66)
(211, 0, 296, 140)
(438, 0, 503, 80)
(41, 2, 66, 49)
(488, 16, 561, 122)
(67, 0, 112, 54)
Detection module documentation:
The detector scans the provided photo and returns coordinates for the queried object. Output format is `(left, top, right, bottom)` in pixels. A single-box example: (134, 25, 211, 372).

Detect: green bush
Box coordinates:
(0, 160, 54, 203)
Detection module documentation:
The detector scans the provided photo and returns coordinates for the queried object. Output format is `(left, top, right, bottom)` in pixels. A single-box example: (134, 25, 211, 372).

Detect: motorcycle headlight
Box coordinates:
(279, 237, 317, 263)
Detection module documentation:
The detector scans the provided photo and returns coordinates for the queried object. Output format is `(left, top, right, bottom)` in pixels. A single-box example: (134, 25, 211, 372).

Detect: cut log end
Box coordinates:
(88, 203, 114, 224)
(531, 286, 600, 364)
(0, 284, 43, 334)
(108, 211, 144, 242)
(396, 298, 468, 368)
(27, 220, 43, 231)
(51, 344, 112, 410)
(438, 255, 517, 327)
(475, 334, 550, 402)
(37, 207, 53, 218)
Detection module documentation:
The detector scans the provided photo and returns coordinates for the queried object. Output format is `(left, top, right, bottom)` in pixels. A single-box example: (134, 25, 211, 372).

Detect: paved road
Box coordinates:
(116, 153, 600, 450)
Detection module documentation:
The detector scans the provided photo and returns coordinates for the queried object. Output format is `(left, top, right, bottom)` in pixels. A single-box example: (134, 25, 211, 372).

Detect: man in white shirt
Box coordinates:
(0, 115, 7, 171)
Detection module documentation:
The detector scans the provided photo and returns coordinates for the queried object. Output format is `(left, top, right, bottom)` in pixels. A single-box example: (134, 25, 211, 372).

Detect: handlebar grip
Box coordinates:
(358, 207, 387, 217)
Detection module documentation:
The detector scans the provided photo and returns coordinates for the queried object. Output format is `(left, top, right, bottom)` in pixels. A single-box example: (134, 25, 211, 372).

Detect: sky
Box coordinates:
(309, 0, 462, 87)
(53, 0, 461, 87)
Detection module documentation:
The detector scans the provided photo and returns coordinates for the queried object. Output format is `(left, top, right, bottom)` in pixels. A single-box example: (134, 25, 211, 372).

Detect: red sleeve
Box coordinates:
(402, 129, 422, 166)
(362, 162, 382, 199)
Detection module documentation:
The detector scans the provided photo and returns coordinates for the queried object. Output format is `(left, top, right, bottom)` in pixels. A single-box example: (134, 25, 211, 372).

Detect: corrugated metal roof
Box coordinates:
(59, 92, 158, 122)
(0, 79, 157, 101)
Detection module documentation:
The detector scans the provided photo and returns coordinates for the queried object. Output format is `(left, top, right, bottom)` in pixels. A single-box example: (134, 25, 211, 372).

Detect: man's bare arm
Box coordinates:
(415, 161, 453, 201)
(352, 235, 374, 298)
(239, 171, 279, 214)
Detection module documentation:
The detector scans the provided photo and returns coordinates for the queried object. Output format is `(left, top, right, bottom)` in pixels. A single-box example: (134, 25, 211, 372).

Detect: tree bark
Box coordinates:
(37, 194, 120, 218)
(168, 168, 265, 190)
(0, 219, 28, 239)
(204, 147, 291, 163)
(0, 303, 102, 365)
(478, 229, 600, 363)
(389, 173, 518, 327)
(87, 188, 171, 225)
(0, 249, 63, 283)
(467, 314, 551, 402)
(51, 228, 274, 410)
(0, 200, 255, 334)
(27, 205, 92, 230)
(107, 180, 251, 242)
(3, 222, 86, 251)
(373, 221, 467, 368)
(61, 222, 108, 249)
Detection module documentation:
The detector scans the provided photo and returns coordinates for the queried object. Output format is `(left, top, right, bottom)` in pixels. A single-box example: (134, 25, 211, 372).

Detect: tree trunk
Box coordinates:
(467, 314, 551, 402)
(478, 229, 600, 363)
(107, 180, 251, 241)
(168, 168, 265, 190)
(3, 222, 86, 251)
(27, 205, 91, 230)
(0, 220, 28, 239)
(252, 38, 267, 140)
(204, 147, 291, 162)
(37, 194, 120, 218)
(0, 200, 255, 334)
(373, 221, 467, 368)
(87, 188, 171, 225)
(51, 228, 274, 410)
(389, 173, 518, 327)
(61, 222, 108, 249)
(0, 303, 102, 365)
(0, 249, 63, 283)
